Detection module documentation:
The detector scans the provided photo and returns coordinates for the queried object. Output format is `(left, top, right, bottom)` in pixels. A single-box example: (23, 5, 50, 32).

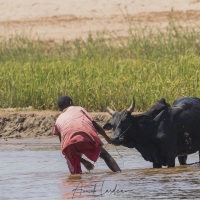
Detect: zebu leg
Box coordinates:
(153, 163, 162, 168)
(167, 156, 176, 167)
(178, 155, 187, 165)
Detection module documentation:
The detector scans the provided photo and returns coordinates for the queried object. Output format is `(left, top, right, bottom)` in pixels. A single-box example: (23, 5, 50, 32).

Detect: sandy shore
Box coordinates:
(1, 0, 200, 42)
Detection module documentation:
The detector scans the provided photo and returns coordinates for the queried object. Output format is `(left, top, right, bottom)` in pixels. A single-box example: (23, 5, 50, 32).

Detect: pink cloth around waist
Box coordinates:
(62, 131, 103, 155)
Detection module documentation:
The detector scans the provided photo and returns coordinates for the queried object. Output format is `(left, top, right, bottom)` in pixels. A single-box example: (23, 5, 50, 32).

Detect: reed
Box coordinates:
(0, 18, 200, 111)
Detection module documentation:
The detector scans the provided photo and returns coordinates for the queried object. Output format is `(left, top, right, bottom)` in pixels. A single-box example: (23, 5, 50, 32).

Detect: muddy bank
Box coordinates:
(0, 109, 111, 140)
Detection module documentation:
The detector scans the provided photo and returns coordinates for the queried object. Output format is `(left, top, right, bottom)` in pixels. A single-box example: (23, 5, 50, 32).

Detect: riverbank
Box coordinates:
(0, 109, 111, 140)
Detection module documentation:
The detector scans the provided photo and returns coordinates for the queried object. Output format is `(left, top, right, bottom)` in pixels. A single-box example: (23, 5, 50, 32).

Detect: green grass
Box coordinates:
(0, 17, 200, 111)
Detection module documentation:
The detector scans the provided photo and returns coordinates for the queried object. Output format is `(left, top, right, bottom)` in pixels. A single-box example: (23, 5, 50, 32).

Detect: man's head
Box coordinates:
(57, 96, 73, 111)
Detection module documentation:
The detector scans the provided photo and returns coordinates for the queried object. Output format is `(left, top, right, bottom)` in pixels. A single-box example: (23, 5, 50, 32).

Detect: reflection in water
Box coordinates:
(0, 140, 200, 200)
(61, 167, 200, 200)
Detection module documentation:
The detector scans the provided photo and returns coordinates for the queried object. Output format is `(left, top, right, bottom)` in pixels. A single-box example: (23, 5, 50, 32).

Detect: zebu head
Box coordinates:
(103, 97, 169, 147)
(103, 97, 139, 147)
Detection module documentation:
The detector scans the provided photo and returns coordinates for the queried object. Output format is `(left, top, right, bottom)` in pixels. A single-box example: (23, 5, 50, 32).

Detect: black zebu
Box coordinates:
(103, 97, 200, 168)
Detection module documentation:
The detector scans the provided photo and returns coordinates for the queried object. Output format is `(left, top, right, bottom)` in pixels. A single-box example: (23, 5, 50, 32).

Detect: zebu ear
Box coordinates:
(134, 114, 149, 123)
(127, 96, 135, 113)
(103, 122, 113, 130)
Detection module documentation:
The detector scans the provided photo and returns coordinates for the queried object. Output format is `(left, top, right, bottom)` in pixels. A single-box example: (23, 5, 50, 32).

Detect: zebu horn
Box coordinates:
(127, 97, 135, 113)
(106, 106, 115, 116)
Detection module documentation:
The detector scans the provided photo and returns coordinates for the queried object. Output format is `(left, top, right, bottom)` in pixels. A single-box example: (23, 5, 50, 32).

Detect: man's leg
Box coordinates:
(99, 147, 121, 172)
(64, 145, 82, 174)
(80, 158, 94, 170)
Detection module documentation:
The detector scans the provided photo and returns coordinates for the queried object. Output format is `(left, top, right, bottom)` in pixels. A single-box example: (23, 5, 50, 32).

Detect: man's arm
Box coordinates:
(92, 121, 111, 144)
(80, 108, 111, 143)
(58, 132, 61, 142)
(53, 125, 61, 142)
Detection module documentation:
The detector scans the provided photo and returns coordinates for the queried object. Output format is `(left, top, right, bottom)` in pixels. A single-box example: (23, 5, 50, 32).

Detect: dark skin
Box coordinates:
(92, 121, 121, 172)
(92, 121, 112, 143)
(57, 115, 121, 173)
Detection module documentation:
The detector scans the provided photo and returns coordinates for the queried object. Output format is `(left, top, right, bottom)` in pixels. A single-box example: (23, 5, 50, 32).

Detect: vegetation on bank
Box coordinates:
(0, 18, 200, 111)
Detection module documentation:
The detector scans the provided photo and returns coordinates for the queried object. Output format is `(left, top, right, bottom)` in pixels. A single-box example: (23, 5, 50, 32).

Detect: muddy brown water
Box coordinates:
(1, 138, 200, 200)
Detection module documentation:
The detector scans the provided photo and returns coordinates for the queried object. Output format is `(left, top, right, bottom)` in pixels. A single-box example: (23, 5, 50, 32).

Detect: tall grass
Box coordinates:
(0, 18, 200, 111)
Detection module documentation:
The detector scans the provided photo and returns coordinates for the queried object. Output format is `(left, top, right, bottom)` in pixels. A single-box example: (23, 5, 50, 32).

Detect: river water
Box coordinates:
(0, 138, 200, 200)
